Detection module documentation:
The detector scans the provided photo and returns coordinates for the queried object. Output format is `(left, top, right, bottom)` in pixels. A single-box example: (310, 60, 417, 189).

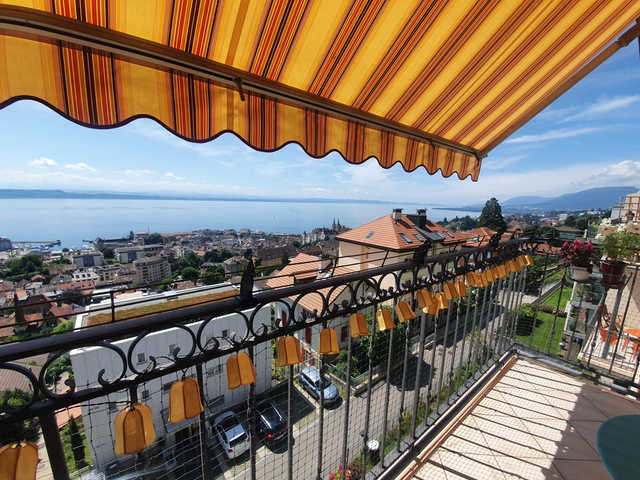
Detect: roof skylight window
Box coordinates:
(443, 231, 456, 239)
(399, 233, 413, 244)
(365, 231, 375, 239)
(414, 233, 425, 242)
(434, 232, 446, 239)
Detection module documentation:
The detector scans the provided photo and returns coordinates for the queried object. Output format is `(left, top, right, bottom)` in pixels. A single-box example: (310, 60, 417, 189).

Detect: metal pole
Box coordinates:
(530, 253, 550, 346)
(423, 312, 438, 427)
(445, 295, 463, 404)
(340, 333, 353, 473)
(396, 314, 412, 453)
(464, 285, 482, 387)
(195, 363, 211, 480)
(110, 290, 116, 323)
(454, 283, 472, 396)
(316, 352, 325, 480)
(511, 268, 528, 341)
(40, 414, 70, 480)
(362, 304, 379, 476)
(434, 300, 453, 417)
(288, 364, 293, 480)
(379, 320, 395, 466)
(411, 311, 427, 438)
(247, 349, 257, 480)
(602, 286, 625, 359)
(608, 266, 639, 374)
(485, 277, 501, 362)
(480, 278, 495, 370)
(547, 267, 567, 354)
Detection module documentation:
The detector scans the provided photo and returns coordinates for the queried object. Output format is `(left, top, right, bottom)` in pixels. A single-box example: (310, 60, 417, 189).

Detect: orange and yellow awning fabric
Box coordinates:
(0, 1, 639, 181)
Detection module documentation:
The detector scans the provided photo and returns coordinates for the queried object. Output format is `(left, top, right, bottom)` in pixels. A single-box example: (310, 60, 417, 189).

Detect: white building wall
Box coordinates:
(71, 305, 271, 470)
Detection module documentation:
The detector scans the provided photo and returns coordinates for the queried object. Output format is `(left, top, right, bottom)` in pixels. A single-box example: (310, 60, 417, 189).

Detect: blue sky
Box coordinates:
(0, 44, 639, 206)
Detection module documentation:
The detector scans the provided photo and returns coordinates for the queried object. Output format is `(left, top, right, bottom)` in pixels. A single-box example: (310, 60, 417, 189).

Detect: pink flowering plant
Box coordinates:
(560, 239, 599, 271)
(328, 465, 351, 480)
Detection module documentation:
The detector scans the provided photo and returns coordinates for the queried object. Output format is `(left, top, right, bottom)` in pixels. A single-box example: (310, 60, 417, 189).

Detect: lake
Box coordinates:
(0, 199, 472, 249)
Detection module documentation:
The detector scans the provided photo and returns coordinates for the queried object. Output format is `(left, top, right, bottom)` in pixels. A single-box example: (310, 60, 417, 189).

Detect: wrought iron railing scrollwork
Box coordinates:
(0, 237, 533, 480)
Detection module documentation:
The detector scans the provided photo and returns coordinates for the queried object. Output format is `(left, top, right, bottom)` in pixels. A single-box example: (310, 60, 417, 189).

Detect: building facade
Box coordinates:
(133, 256, 172, 284)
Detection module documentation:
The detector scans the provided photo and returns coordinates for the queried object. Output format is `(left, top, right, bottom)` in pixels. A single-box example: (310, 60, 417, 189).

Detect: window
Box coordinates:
(414, 233, 425, 242)
(364, 231, 375, 239)
(305, 328, 312, 344)
(281, 311, 287, 323)
(443, 231, 456, 239)
(141, 389, 150, 400)
(207, 364, 223, 376)
(398, 233, 413, 244)
(341, 326, 348, 342)
(137, 352, 147, 364)
(168, 344, 177, 355)
(221, 329, 228, 338)
(108, 401, 118, 412)
(162, 382, 173, 394)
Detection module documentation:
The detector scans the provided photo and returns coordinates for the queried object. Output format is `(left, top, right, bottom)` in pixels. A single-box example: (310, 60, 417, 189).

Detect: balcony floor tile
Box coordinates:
(405, 358, 639, 480)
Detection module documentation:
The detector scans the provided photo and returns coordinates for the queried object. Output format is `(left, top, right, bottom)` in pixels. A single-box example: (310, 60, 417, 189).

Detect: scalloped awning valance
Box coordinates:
(0, 1, 639, 181)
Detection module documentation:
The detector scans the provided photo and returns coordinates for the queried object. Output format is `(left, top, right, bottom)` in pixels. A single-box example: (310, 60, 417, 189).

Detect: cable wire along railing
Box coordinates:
(0, 238, 535, 480)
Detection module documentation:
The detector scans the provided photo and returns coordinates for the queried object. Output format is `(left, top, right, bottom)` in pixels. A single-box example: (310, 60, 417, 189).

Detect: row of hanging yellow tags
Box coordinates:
(109, 254, 534, 456)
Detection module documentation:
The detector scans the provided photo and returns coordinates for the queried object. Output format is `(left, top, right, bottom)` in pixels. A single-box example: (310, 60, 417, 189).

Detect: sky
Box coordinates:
(0, 43, 639, 207)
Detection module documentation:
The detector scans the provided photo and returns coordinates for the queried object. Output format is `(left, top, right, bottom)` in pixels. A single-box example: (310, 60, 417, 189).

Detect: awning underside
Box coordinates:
(0, 1, 639, 181)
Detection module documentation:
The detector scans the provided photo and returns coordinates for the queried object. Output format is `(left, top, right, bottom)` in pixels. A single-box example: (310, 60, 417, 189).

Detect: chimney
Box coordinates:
(392, 208, 403, 221)
(407, 208, 428, 229)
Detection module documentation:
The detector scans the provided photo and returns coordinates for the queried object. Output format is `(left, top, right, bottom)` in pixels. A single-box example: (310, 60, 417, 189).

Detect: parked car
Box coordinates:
(255, 399, 288, 446)
(212, 411, 250, 459)
(298, 366, 340, 406)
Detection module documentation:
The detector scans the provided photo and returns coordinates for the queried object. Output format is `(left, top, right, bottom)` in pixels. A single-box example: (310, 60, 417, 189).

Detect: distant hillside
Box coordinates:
(506, 187, 638, 211)
(442, 186, 638, 213)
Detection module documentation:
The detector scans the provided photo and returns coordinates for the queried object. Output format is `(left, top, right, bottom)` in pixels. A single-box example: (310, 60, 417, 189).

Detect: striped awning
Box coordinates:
(0, 1, 639, 181)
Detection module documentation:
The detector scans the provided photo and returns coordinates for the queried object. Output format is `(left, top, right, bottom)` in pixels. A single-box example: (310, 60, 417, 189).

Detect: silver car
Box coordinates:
(212, 411, 250, 459)
(299, 366, 340, 406)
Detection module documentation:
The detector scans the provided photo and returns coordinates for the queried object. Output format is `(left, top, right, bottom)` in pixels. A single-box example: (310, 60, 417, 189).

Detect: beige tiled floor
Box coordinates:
(412, 358, 640, 480)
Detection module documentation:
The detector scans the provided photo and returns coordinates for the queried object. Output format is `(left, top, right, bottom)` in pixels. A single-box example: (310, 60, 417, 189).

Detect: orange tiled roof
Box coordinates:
(336, 214, 463, 251)
(266, 254, 353, 313)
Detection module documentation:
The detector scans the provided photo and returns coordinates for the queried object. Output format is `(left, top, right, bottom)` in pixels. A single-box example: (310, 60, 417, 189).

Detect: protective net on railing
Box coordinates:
(0, 244, 533, 480)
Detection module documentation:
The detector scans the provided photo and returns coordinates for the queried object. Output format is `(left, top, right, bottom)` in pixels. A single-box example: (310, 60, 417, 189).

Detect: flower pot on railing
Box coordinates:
(601, 260, 626, 287)
(570, 266, 591, 283)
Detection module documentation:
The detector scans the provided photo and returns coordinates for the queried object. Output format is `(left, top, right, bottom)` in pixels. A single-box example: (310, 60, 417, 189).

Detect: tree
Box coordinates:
(575, 218, 589, 231)
(243, 248, 253, 260)
(101, 248, 114, 259)
(564, 215, 576, 227)
(142, 232, 163, 245)
(68, 416, 86, 467)
(477, 198, 507, 233)
(181, 266, 199, 280)
(281, 250, 290, 267)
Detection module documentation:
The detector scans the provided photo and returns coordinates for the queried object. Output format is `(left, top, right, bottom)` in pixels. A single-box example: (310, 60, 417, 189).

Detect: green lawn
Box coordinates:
(543, 287, 572, 311)
(515, 287, 571, 355)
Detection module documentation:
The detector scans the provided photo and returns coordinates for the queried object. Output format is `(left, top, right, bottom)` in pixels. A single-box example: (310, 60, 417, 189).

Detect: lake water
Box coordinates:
(0, 199, 471, 249)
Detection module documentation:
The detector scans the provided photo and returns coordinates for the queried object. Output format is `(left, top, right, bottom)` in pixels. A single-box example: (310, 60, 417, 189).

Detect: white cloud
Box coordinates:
(301, 187, 333, 192)
(560, 95, 640, 122)
(166, 172, 184, 181)
(505, 127, 603, 144)
(482, 155, 526, 170)
(122, 169, 157, 176)
(572, 160, 640, 189)
(334, 159, 393, 186)
(65, 163, 97, 172)
(29, 157, 58, 168)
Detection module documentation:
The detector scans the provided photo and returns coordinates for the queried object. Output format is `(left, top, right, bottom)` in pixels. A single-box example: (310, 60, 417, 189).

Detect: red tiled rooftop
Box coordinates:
(337, 214, 463, 251)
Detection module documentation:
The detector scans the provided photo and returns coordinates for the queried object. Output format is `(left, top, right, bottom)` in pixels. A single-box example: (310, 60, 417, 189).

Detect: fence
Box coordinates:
(0, 239, 542, 480)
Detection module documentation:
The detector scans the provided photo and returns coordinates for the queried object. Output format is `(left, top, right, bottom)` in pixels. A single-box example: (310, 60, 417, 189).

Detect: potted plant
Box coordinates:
(560, 239, 599, 282)
(597, 221, 640, 286)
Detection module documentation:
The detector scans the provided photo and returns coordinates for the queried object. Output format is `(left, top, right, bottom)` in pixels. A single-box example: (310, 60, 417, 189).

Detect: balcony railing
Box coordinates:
(4, 237, 633, 480)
